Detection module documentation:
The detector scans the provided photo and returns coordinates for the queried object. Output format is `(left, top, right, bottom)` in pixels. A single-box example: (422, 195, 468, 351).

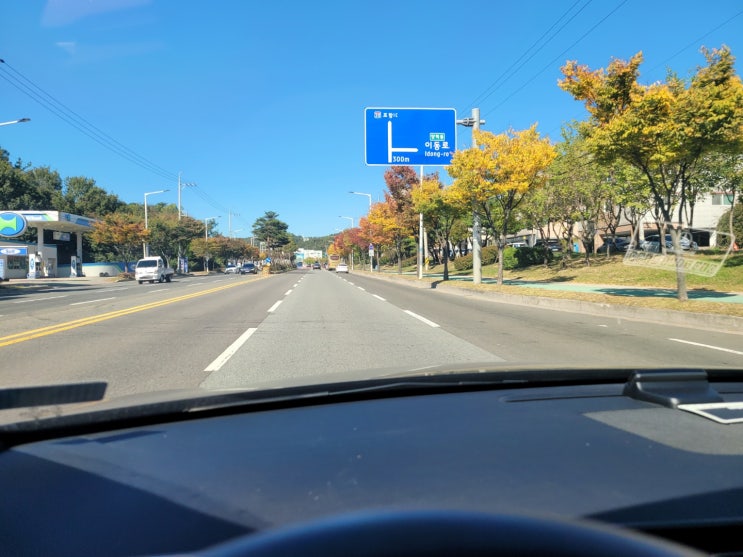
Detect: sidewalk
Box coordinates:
(0, 275, 112, 288)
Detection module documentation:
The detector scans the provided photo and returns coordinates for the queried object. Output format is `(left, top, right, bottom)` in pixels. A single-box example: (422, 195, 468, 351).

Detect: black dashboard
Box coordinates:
(1, 370, 742, 556)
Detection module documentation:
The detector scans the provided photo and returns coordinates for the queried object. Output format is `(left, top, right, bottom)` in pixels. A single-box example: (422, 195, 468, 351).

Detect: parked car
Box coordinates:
(641, 233, 698, 252)
(597, 238, 631, 253)
(240, 263, 257, 274)
(535, 239, 562, 252)
(224, 264, 239, 274)
(336, 263, 349, 273)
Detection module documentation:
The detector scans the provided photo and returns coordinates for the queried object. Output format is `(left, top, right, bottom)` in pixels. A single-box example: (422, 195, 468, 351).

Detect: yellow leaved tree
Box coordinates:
(559, 46, 743, 301)
(448, 126, 556, 285)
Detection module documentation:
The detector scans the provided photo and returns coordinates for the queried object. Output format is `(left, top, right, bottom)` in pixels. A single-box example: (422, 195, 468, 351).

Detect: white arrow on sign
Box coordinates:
(387, 120, 418, 163)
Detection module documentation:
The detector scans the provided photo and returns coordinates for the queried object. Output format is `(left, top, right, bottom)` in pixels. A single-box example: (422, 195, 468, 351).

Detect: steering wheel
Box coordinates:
(200, 510, 702, 557)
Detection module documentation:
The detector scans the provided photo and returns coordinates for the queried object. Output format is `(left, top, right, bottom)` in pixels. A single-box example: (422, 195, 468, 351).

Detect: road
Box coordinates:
(1, 269, 742, 410)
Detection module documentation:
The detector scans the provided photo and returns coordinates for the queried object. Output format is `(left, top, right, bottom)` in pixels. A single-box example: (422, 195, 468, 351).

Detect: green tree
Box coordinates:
(252, 211, 290, 250)
(411, 176, 466, 280)
(57, 176, 124, 217)
(0, 151, 46, 211)
(710, 154, 743, 247)
(26, 166, 63, 209)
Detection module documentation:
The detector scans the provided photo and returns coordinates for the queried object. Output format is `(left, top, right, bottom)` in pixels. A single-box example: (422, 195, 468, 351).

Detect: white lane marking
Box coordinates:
(285, 290, 293, 296)
(267, 300, 283, 313)
(13, 295, 67, 304)
(404, 310, 440, 328)
(70, 297, 116, 306)
(348, 282, 354, 285)
(598, 324, 608, 327)
(373, 295, 386, 302)
(668, 338, 743, 356)
(204, 328, 257, 372)
(294, 283, 299, 287)
(358, 287, 366, 291)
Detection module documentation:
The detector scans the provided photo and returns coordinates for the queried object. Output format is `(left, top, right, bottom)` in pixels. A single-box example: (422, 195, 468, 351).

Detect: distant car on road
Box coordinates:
(312, 262, 321, 269)
(240, 263, 257, 274)
(336, 263, 349, 273)
(135, 256, 174, 284)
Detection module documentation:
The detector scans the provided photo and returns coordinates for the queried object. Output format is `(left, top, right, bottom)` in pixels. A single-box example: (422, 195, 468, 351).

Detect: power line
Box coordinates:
(482, 0, 628, 120)
(0, 58, 246, 224)
(0, 59, 177, 181)
(649, 8, 743, 73)
(544, 7, 743, 139)
(463, 0, 591, 114)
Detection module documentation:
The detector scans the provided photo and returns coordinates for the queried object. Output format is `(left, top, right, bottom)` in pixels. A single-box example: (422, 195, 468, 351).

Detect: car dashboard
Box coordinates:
(1, 369, 742, 556)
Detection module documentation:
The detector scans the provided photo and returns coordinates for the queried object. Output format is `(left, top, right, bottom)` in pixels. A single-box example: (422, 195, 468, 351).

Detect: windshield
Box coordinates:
(1, 1, 742, 427)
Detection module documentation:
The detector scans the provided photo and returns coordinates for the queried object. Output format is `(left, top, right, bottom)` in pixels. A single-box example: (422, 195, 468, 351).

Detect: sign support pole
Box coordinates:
(418, 166, 424, 280)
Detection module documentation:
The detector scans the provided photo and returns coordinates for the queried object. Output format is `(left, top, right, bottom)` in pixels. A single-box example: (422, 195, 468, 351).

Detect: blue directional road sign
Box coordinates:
(364, 107, 457, 166)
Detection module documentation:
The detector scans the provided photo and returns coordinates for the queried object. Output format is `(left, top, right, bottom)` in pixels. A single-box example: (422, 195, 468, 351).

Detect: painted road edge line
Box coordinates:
(668, 338, 743, 356)
(404, 310, 440, 328)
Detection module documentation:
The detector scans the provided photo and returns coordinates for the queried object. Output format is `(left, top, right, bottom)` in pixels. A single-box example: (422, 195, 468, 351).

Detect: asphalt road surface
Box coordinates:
(1, 269, 741, 415)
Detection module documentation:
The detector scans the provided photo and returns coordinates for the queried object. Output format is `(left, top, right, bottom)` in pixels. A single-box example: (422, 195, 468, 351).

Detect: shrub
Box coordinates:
(516, 246, 553, 267)
(502, 246, 519, 270)
(453, 253, 473, 271)
(482, 246, 498, 265)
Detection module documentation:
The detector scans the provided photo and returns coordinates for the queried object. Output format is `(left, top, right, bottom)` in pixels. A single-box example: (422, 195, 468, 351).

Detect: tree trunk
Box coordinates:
(675, 252, 688, 301)
(496, 232, 505, 286)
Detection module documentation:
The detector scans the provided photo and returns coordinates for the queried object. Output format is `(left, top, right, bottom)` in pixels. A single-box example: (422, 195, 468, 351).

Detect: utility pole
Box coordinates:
(457, 108, 485, 284)
(177, 172, 196, 274)
(177, 172, 196, 220)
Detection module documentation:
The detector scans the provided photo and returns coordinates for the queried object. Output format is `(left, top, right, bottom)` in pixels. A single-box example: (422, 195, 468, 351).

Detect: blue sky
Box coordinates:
(1, 1, 741, 238)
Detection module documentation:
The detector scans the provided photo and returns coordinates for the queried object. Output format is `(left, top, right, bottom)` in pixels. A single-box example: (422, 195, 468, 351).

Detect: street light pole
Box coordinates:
(349, 191, 373, 271)
(349, 191, 372, 211)
(339, 216, 355, 270)
(0, 117, 30, 127)
(144, 189, 169, 258)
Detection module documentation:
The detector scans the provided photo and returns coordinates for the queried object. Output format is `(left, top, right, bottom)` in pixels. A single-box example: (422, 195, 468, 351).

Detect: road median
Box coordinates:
(359, 270, 743, 334)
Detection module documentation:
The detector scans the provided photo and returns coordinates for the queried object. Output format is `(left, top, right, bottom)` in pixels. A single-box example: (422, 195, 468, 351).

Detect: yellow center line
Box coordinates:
(0, 281, 246, 347)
